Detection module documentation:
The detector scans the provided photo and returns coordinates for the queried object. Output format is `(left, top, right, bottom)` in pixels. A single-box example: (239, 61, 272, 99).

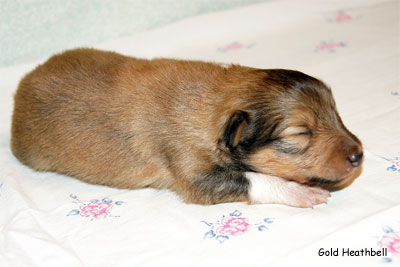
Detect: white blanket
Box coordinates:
(1, 0, 399, 266)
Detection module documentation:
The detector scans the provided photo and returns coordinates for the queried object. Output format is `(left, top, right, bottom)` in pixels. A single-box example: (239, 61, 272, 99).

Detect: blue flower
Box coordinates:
(383, 225, 394, 234)
(204, 230, 216, 239)
(230, 210, 242, 217)
(114, 201, 124, 205)
(258, 225, 268, 231)
(387, 165, 397, 172)
(382, 257, 392, 263)
(102, 198, 112, 204)
(90, 199, 99, 203)
(216, 235, 229, 244)
(67, 209, 80, 216)
(264, 218, 273, 224)
(69, 194, 77, 199)
(201, 221, 213, 227)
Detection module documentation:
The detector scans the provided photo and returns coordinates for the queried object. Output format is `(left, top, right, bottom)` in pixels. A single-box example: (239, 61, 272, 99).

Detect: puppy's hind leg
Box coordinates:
(246, 172, 330, 208)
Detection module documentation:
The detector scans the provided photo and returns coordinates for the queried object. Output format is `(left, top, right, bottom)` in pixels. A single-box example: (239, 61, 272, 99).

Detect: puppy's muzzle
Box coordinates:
(344, 138, 364, 169)
(307, 139, 363, 191)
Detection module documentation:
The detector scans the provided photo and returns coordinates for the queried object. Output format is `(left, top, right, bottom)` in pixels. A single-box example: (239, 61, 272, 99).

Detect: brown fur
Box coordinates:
(11, 48, 363, 205)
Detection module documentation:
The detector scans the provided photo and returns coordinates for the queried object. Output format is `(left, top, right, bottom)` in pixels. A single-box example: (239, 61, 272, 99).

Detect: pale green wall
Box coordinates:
(0, 0, 267, 66)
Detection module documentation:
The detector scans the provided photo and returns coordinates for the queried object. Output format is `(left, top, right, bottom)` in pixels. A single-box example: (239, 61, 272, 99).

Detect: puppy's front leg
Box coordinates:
(246, 172, 330, 208)
(185, 167, 250, 205)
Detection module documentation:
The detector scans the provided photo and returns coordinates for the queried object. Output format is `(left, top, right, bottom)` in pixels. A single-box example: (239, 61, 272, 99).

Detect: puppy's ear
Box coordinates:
(222, 111, 249, 149)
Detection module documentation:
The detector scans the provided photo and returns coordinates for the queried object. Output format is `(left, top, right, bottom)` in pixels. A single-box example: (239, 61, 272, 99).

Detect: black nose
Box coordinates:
(348, 152, 363, 167)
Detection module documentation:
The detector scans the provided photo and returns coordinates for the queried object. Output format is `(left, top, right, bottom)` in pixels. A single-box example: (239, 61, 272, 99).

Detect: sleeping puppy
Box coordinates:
(11, 48, 363, 208)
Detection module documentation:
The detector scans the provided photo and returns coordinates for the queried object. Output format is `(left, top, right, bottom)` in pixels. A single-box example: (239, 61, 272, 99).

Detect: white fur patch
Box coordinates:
(245, 172, 330, 208)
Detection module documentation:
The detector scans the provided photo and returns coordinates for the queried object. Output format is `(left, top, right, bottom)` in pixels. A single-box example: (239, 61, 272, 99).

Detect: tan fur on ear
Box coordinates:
(232, 118, 248, 147)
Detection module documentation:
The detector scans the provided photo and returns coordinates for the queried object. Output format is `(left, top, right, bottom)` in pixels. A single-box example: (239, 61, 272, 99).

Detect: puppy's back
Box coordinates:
(11, 48, 227, 189)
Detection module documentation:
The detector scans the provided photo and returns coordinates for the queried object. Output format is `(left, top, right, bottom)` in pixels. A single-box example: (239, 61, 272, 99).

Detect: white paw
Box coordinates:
(246, 172, 331, 208)
(282, 181, 331, 208)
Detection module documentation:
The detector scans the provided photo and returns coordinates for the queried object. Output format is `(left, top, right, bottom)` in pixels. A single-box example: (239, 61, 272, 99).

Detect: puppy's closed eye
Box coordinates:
(280, 126, 313, 138)
(298, 129, 313, 137)
(271, 126, 312, 155)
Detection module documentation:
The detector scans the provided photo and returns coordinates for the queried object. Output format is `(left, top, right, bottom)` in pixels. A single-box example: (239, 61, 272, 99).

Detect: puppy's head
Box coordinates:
(220, 69, 363, 191)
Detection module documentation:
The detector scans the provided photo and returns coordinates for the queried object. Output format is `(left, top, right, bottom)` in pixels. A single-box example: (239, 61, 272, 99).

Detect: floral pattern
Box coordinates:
(332, 11, 353, 22)
(67, 194, 125, 220)
(377, 225, 400, 263)
(326, 10, 358, 23)
(202, 210, 274, 243)
(217, 216, 250, 236)
(391, 91, 399, 97)
(314, 41, 346, 53)
(385, 153, 400, 173)
(217, 42, 254, 53)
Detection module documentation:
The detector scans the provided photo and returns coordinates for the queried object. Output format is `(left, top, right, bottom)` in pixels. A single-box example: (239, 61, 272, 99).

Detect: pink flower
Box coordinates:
(335, 13, 352, 22)
(79, 202, 113, 219)
(225, 42, 244, 51)
(217, 217, 250, 236)
(316, 42, 343, 51)
(379, 233, 400, 254)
